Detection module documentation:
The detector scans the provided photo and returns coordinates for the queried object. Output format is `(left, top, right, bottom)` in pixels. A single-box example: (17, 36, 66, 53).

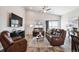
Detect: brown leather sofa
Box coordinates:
(76, 31, 79, 36)
(0, 31, 27, 52)
(71, 35, 79, 52)
(46, 29, 66, 46)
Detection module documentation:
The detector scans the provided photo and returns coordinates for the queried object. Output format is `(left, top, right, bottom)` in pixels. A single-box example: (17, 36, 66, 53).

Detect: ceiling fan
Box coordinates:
(41, 6, 51, 13)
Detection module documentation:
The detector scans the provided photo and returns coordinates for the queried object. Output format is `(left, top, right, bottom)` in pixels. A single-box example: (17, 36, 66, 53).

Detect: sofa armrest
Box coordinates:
(6, 39, 27, 52)
(12, 36, 22, 41)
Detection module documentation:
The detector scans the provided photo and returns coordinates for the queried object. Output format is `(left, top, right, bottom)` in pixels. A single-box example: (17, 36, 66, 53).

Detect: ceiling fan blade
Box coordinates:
(47, 8, 51, 11)
(42, 6, 45, 9)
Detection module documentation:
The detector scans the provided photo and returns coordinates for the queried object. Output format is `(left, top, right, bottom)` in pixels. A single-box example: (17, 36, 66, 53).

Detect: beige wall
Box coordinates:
(25, 10, 61, 35)
(0, 6, 25, 50)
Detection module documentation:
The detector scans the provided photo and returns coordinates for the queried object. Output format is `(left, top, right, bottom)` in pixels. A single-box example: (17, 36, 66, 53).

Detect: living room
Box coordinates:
(0, 6, 79, 52)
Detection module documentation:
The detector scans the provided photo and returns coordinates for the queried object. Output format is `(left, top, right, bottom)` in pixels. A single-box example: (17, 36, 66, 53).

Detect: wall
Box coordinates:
(25, 10, 61, 35)
(0, 6, 25, 50)
(61, 8, 79, 30)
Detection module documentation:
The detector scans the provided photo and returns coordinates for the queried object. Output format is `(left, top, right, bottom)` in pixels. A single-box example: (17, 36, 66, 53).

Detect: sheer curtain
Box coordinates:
(46, 20, 61, 31)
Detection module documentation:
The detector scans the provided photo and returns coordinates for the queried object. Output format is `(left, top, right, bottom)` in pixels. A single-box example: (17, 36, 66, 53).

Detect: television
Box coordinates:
(9, 13, 23, 27)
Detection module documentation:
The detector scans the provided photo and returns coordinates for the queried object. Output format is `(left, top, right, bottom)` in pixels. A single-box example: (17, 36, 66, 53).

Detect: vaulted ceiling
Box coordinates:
(25, 6, 79, 15)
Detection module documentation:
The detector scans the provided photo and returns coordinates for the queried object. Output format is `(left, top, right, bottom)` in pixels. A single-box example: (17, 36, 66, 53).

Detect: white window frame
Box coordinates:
(48, 20, 61, 29)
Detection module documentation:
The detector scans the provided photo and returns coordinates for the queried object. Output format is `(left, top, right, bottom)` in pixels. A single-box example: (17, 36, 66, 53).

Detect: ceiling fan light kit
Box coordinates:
(43, 10, 47, 13)
(42, 6, 51, 13)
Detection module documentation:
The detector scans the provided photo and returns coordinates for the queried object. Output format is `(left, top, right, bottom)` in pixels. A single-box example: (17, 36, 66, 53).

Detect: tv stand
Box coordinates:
(10, 30, 25, 38)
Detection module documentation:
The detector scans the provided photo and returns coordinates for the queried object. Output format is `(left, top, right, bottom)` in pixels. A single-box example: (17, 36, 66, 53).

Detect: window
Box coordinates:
(48, 20, 60, 29)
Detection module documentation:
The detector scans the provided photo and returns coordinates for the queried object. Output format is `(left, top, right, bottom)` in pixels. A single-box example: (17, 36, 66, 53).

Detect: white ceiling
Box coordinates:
(25, 6, 79, 15)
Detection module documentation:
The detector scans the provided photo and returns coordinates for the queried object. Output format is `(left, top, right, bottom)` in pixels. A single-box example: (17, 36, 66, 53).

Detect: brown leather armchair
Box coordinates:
(0, 31, 27, 52)
(71, 35, 79, 52)
(46, 29, 66, 46)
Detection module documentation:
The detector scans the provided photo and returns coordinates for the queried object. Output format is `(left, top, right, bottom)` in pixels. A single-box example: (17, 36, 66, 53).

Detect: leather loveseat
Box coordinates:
(0, 31, 27, 52)
(46, 29, 66, 46)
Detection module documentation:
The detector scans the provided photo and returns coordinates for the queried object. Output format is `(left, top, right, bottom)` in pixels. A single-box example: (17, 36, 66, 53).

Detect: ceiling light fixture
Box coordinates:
(42, 6, 51, 13)
(43, 10, 47, 13)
